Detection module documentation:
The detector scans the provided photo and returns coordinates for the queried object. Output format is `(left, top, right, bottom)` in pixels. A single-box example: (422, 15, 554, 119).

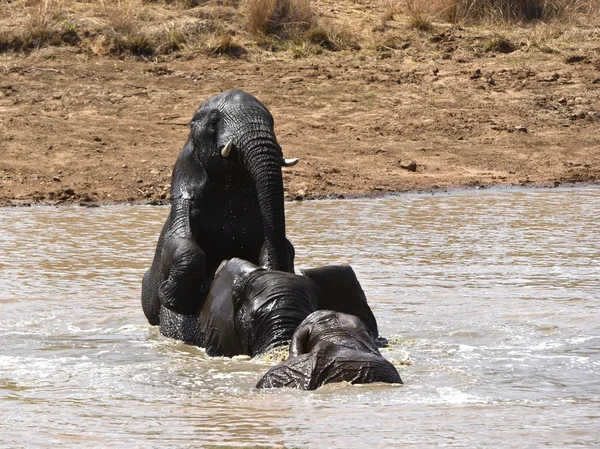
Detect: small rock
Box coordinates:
(515, 126, 528, 133)
(565, 55, 586, 64)
(400, 160, 417, 172)
(93, 136, 102, 142)
(470, 69, 482, 79)
(490, 39, 516, 54)
(593, 78, 600, 85)
(53, 177, 61, 182)
(557, 97, 567, 104)
(150, 168, 160, 175)
(544, 73, 560, 82)
(136, 178, 143, 183)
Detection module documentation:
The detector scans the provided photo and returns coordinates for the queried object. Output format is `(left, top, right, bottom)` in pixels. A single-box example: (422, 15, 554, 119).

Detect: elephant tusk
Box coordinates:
(221, 140, 233, 158)
(281, 157, 299, 167)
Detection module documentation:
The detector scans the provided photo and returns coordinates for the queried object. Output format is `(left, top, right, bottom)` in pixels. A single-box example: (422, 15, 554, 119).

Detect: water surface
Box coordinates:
(1, 187, 599, 448)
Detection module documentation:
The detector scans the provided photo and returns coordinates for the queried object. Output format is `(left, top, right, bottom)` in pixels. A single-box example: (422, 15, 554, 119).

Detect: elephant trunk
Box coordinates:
(243, 139, 291, 272)
(250, 294, 316, 356)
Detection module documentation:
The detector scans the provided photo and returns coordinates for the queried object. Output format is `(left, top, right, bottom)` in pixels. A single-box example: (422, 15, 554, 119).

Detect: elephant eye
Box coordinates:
(207, 111, 220, 132)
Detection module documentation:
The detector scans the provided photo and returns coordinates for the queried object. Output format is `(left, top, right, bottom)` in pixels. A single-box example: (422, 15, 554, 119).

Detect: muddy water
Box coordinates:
(1, 187, 599, 448)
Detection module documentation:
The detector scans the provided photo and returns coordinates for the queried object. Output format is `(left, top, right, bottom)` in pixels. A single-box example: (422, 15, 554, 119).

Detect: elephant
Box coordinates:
(198, 258, 320, 357)
(256, 310, 402, 390)
(300, 265, 388, 348)
(142, 90, 298, 327)
(157, 258, 387, 360)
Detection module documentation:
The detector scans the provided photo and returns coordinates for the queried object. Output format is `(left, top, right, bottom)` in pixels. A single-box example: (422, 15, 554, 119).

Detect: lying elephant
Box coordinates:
(257, 310, 402, 390)
(158, 258, 318, 355)
(159, 258, 386, 359)
(142, 90, 298, 326)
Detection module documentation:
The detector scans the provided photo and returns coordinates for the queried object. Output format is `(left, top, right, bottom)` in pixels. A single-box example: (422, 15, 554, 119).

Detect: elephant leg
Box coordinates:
(159, 235, 207, 315)
(155, 197, 211, 315)
(142, 217, 172, 325)
(142, 268, 161, 325)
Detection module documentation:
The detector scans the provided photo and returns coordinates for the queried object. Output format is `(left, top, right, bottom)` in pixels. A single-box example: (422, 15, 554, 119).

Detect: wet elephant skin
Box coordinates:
(141, 90, 296, 326)
(257, 310, 402, 390)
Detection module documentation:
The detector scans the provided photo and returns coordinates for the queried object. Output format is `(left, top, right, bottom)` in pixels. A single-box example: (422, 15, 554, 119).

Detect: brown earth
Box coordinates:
(1, 2, 600, 206)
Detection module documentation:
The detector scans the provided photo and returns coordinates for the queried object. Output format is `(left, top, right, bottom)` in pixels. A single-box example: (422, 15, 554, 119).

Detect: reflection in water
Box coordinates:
(1, 187, 599, 448)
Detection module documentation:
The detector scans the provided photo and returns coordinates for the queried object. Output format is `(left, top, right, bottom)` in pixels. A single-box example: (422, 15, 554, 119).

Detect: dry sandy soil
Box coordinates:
(1, 1, 599, 206)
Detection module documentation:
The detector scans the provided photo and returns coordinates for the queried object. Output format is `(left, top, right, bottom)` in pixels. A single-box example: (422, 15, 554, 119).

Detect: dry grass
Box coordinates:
(244, 0, 317, 36)
(0, 0, 75, 51)
(244, 0, 357, 55)
(0, 0, 597, 57)
(404, 0, 435, 30)
(205, 31, 247, 56)
(0, 0, 225, 56)
(389, 0, 599, 24)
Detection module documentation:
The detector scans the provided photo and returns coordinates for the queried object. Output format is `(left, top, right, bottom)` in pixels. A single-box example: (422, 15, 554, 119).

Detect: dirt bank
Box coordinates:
(1, 3, 599, 206)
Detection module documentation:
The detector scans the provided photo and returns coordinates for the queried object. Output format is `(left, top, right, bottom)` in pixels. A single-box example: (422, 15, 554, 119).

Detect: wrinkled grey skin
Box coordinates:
(256, 310, 402, 390)
(157, 258, 319, 357)
(142, 91, 296, 327)
(301, 265, 387, 347)
(157, 259, 387, 362)
(199, 258, 320, 357)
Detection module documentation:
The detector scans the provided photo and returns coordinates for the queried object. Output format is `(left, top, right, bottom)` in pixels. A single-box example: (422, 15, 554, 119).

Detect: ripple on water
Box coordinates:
(1, 189, 600, 448)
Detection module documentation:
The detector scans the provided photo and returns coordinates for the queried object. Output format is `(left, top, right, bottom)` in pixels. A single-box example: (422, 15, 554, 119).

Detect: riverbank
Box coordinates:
(1, 1, 599, 207)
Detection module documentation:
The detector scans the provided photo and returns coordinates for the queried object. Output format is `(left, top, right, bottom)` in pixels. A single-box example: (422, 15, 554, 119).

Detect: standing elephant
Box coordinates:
(142, 90, 297, 326)
(257, 310, 402, 390)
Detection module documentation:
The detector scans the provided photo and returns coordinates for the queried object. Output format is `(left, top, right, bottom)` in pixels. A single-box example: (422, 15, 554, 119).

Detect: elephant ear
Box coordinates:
(300, 265, 381, 342)
(199, 258, 259, 357)
(170, 136, 211, 200)
(289, 322, 313, 357)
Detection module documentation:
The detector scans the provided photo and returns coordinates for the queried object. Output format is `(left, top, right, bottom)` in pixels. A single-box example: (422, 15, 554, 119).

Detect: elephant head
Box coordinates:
(200, 258, 319, 357)
(173, 90, 296, 272)
(256, 310, 402, 390)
